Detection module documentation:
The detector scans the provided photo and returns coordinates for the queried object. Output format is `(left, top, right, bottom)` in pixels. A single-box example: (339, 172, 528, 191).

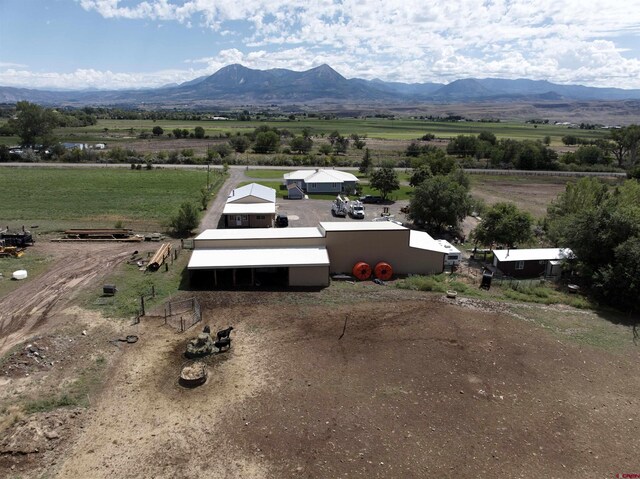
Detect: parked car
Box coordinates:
(275, 213, 289, 227)
(360, 195, 383, 204)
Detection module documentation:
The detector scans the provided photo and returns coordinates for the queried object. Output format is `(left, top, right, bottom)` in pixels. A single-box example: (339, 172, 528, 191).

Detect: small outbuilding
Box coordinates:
(223, 183, 276, 228)
(492, 248, 574, 278)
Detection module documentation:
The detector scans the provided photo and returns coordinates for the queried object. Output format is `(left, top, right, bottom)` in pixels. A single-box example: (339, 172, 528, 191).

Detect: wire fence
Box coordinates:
(164, 297, 202, 332)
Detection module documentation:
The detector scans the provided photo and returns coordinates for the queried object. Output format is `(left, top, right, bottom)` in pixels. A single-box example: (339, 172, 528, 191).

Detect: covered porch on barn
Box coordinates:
(187, 247, 330, 288)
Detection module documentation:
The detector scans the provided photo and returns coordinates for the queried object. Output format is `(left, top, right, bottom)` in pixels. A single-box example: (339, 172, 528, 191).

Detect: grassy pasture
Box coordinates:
(0, 167, 212, 232)
(0, 117, 608, 147)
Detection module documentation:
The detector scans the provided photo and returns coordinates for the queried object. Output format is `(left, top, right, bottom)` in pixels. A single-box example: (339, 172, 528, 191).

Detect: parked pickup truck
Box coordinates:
(360, 195, 383, 204)
(349, 201, 365, 219)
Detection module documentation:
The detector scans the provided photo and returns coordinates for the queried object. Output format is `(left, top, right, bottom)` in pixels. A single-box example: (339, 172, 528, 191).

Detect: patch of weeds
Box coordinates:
(25, 395, 78, 414)
(23, 357, 107, 414)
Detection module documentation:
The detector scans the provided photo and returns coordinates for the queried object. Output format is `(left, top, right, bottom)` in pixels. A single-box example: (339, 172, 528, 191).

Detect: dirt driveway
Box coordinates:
(0, 242, 138, 356)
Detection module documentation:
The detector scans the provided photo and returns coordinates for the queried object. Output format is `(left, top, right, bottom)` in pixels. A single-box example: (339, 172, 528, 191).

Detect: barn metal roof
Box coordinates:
(195, 227, 324, 241)
(188, 247, 330, 269)
(319, 221, 406, 232)
(226, 183, 276, 203)
(492, 248, 574, 263)
(409, 231, 450, 253)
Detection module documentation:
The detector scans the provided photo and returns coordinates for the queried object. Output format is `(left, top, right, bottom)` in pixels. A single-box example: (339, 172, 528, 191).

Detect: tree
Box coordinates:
(7, 101, 59, 147)
(545, 179, 640, 311)
(350, 133, 366, 149)
(447, 135, 478, 157)
(369, 166, 399, 201)
(172, 128, 183, 139)
(169, 202, 199, 237)
(471, 202, 533, 247)
(194, 126, 205, 139)
(409, 164, 432, 187)
(229, 135, 250, 153)
(333, 136, 349, 155)
(289, 136, 313, 154)
(409, 176, 471, 230)
(359, 148, 373, 175)
(478, 131, 497, 145)
(152, 126, 164, 136)
(253, 131, 280, 153)
(609, 125, 640, 167)
(318, 144, 332, 155)
(574, 145, 607, 165)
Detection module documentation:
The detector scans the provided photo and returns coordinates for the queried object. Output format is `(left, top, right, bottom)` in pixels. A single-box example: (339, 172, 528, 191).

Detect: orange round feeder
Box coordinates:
(374, 262, 393, 281)
(352, 262, 372, 280)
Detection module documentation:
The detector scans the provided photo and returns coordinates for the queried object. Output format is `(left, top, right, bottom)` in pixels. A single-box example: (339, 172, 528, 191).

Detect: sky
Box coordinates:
(1, 0, 640, 90)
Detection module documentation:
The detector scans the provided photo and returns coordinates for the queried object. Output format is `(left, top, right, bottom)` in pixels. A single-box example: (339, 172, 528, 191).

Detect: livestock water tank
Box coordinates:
(352, 262, 372, 280)
(374, 262, 393, 281)
(12, 270, 28, 280)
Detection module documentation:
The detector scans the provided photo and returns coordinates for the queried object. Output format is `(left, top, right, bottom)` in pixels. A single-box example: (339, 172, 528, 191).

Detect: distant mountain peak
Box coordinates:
(1, 63, 640, 106)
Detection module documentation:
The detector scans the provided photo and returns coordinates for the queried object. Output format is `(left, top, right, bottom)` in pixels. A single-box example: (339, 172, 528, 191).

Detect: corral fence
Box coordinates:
(491, 277, 547, 289)
(164, 297, 202, 332)
(463, 168, 626, 178)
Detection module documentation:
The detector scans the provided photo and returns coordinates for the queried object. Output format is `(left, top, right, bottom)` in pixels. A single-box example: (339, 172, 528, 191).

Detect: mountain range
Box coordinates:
(1, 63, 640, 106)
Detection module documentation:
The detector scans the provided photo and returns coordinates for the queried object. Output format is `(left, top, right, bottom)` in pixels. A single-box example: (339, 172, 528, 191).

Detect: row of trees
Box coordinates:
(440, 126, 640, 170)
(544, 178, 640, 312)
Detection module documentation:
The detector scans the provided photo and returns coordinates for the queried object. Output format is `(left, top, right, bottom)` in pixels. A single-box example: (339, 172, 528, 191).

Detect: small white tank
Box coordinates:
(12, 270, 28, 280)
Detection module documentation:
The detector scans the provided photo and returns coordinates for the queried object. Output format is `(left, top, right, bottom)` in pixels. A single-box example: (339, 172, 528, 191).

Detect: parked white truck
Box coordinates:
(348, 200, 365, 219)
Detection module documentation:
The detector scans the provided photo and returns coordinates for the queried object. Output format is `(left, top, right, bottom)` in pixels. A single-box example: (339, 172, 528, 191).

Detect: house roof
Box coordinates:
(226, 183, 276, 204)
(222, 203, 276, 215)
(492, 248, 574, 263)
(283, 169, 359, 184)
(188, 247, 330, 269)
(195, 227, 324, 241)
(409, 231, 450, 253)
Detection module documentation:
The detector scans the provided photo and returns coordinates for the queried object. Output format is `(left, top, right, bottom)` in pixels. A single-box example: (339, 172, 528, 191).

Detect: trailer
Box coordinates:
(0, 228, 34, 247)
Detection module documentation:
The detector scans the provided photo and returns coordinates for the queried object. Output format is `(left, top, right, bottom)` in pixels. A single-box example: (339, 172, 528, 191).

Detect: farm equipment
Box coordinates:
(331, 195, 349, 217)
(0, 245, 25, 258)
(0, 227, 34, 247)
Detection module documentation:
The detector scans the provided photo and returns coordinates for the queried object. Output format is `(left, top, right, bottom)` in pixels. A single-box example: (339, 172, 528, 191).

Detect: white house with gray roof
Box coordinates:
(283, 169, 359, 195)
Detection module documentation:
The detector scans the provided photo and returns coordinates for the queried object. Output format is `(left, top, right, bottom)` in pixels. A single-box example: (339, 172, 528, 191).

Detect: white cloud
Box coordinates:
(8, 0, 640, 89)
(0, 61, 28, 69)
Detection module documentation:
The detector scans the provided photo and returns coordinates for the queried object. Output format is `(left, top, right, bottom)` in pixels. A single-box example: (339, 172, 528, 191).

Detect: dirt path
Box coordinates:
(198, 169, 246, 232)
(0, 242, 131, 356)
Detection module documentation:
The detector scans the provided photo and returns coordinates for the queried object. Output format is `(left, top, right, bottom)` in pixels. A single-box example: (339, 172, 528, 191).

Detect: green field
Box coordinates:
(0, 167, 216, 232)
(0, 117, 609, 146)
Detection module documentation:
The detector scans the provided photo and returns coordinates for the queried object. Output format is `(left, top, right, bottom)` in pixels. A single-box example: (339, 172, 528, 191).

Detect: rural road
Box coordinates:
(0, 162, 627, 177)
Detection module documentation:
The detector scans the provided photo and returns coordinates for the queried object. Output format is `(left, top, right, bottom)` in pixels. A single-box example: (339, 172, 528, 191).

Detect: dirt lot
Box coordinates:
(1, 282, 640, 478)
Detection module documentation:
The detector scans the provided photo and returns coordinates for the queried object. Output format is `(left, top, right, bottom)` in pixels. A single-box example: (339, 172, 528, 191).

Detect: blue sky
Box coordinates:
(1, 0, 640, 90)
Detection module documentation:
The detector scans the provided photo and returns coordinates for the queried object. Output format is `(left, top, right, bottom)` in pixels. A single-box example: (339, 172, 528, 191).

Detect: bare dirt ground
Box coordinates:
(470, 178, 568, 218)
(3, 288, 637, 478)
(0, 242, 136, 357)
